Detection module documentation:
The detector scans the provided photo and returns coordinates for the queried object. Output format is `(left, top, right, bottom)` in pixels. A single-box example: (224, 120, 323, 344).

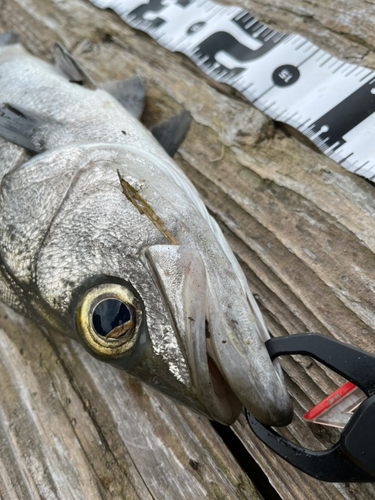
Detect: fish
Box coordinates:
(0, 32, 292, 426)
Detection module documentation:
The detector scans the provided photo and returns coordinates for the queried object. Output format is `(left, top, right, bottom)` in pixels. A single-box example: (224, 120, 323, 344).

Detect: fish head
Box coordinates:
(2, 144, 292, 426)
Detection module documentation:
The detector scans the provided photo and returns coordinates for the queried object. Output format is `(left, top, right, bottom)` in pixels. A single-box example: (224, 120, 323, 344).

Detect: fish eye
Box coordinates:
(92, 299, 132, 338)
(75, 283, 143, 360)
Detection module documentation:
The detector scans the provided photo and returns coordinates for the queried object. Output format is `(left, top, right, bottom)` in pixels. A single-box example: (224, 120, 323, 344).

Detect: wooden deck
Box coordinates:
(1, 0, 375, 498)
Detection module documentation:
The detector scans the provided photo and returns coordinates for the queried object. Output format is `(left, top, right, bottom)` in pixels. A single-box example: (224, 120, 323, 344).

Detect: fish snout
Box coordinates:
(142, 244, 293, 426)
(206, 286, 293, 426)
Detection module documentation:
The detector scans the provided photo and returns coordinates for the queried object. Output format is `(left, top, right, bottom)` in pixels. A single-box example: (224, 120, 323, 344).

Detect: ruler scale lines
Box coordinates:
(90, 0, 375, 180)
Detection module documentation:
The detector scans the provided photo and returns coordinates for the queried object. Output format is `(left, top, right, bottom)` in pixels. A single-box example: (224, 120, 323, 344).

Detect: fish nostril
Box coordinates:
(92, 299, 132, 338)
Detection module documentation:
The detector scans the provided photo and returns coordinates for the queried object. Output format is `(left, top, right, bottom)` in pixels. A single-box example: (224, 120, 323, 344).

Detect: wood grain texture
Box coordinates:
(1, 0, 375, 498)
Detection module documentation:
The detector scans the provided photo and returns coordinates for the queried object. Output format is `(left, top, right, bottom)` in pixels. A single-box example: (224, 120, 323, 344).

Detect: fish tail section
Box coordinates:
(0, 32, 20, 46)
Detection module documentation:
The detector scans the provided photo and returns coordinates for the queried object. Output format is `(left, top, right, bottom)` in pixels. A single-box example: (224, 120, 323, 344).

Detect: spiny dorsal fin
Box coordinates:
(0, 103, 64, 153)
(150, 111, 191, 157)
(0, 32, 20, 46)
(99, 75, 146, 119)
(53, 42, 96, 90)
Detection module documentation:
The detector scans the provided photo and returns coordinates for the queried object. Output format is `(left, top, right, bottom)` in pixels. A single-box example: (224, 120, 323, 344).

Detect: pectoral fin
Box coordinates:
(54, 42, 96, 90)
(0, 103, 64, 153)
(100, 76, 146, 119)
(150, 111, 191, 156)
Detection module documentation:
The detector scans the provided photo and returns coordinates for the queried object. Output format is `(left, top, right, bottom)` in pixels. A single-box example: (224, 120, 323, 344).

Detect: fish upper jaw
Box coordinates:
(142, 244, 241, 424)
(142, 244, 293, 426)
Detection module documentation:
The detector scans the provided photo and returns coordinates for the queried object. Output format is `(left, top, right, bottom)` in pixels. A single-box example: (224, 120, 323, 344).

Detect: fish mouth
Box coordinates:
(203, 320, 243, 423)
(142, 244, 293, 426)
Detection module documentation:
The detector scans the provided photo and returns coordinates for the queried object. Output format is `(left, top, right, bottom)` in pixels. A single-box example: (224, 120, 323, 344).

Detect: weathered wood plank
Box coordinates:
(0, 303, 261, 499)
(1, 0, 375, 498)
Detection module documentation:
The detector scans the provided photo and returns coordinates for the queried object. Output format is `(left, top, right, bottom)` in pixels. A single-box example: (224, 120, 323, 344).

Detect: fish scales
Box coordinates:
(0, 35, 292, 426)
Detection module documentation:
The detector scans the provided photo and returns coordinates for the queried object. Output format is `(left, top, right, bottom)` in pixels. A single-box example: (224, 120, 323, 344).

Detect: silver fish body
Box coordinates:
(0, 37, 292, 426)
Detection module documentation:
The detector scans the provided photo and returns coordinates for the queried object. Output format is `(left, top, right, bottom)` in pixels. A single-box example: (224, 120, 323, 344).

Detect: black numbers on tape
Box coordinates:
(129, 0, 192, 28)
(104, 0, 375, 178)
(129, 0, 166, 28)
(272, 65, 300, 87)
(307, 78, 375, 152)
(193, 21, 286, 78)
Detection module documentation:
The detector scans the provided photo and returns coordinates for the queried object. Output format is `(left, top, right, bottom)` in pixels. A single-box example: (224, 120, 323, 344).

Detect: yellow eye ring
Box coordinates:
(75, 283, 143, 360)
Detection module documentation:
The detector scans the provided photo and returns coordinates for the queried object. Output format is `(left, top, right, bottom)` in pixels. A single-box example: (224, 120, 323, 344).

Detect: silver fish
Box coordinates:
(0, 33, 292, 426)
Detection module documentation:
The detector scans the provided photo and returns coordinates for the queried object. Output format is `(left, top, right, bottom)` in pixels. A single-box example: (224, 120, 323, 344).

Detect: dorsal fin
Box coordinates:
(0, 103, 64, 153)
(0, 32, 20, 46)
(53, 43, 96, 90)
(150, 111, 191, 157)
(99, 75, 146, 119)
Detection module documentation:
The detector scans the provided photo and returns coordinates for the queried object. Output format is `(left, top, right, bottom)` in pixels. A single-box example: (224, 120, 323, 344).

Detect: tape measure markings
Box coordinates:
(90, 0, 375, 180)
(260, 51, 369, 129)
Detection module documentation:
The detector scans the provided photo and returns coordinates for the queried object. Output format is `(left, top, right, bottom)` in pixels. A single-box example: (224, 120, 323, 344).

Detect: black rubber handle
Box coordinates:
(246, 410, 375, 482)
(245, 332, 375, 482)
(266, 332, 375, 397)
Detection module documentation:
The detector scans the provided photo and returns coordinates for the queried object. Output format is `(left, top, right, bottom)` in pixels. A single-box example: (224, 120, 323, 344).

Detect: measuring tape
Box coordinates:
(91, 0, 375, 180)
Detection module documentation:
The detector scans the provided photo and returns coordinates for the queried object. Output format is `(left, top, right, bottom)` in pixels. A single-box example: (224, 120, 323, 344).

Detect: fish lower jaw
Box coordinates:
(202, 321, 293, 427)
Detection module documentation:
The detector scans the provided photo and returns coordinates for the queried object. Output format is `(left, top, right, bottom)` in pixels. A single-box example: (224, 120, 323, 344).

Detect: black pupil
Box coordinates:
(92, 299, 131, 337)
